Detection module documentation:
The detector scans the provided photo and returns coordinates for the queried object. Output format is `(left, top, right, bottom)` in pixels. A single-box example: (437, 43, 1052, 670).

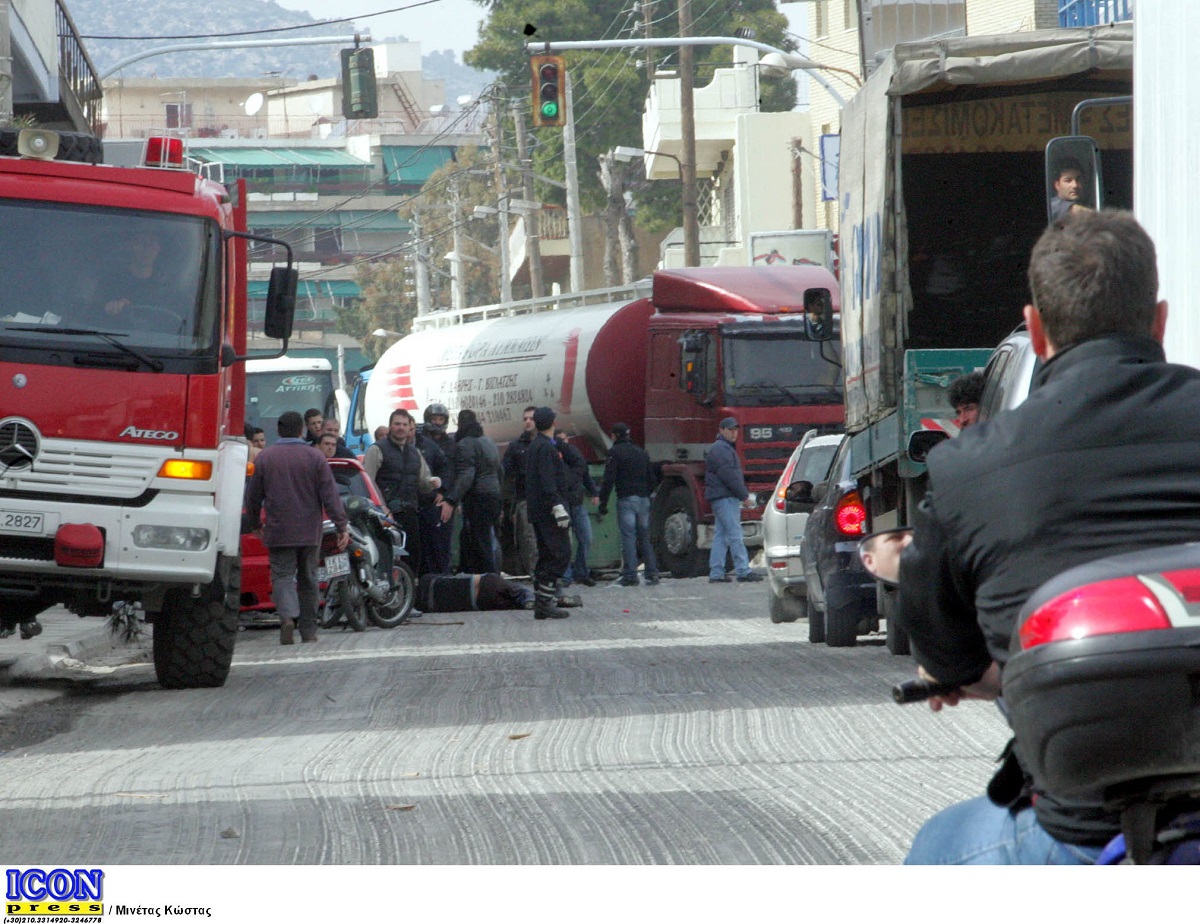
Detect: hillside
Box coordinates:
(71, 0, 492, 100)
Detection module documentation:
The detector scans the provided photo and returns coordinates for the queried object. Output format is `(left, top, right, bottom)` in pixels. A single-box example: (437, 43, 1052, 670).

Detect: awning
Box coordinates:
(248, 280, 362, 298)
(381, 146, 455, 185)
(188, 147, 371, 169)
(248, 210, 409, 232)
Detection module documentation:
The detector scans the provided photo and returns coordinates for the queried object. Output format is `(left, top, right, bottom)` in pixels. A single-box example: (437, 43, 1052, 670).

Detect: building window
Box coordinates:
(165, 103, 193, 129)
(816, 1, 829, 37)
(844, 0, 855, 31)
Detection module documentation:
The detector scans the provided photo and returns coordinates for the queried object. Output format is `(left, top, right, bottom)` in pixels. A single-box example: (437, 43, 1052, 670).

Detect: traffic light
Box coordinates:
(341, 47, 378, 120)
(530, 54, 566, 128)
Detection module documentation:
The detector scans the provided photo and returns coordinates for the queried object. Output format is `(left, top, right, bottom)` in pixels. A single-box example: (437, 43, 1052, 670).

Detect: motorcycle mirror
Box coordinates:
(858, 528, 914, 586)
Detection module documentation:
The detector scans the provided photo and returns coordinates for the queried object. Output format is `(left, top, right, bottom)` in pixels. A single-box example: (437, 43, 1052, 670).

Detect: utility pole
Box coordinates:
(643, 0, 656, 83)
(450, 176, 466, 311)
(678, 0, 701, 267)
(562, 69, 586, 292)
(512, 102, 545, 299)
(491, 87, 513, 304)
(0, 0, 12, 126)
(411, 209, 432, 316)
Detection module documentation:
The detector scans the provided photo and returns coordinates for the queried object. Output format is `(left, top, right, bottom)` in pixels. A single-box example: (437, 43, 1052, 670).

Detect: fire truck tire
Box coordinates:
(153, 555, 240, 689)
(0, 128, 103, 164)
(654, 485, 707, 579)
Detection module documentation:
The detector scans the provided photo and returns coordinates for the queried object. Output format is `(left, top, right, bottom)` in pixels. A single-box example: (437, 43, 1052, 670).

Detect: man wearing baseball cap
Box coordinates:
(704, 417, 763, 583)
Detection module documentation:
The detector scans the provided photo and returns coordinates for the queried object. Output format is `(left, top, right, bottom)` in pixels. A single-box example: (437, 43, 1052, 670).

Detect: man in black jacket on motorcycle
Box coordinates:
(898, 210, 1200, 863)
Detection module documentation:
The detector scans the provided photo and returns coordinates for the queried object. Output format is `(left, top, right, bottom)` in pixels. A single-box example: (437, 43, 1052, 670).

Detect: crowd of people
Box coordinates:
(243, 395, 769, 632)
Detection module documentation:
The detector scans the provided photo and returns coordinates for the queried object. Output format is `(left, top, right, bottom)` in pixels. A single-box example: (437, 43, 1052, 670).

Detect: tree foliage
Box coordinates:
(465, 0, 797, 227)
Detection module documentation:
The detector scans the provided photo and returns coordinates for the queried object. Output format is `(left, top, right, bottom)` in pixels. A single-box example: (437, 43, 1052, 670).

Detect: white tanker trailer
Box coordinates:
(360, 266, 845, 577)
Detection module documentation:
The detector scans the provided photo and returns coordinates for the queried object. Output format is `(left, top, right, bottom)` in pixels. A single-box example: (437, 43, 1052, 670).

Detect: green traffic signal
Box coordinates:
(541, 101, 559, 118)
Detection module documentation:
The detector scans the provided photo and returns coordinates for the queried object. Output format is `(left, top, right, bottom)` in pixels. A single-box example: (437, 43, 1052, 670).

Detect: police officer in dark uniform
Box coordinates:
(523, 407, 572, 620)
(415, 403, 453, 575)
(502, 405, 539, 576)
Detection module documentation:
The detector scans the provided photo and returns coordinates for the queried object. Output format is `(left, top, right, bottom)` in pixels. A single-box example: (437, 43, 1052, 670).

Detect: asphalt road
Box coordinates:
(0, 578, 1010, 865)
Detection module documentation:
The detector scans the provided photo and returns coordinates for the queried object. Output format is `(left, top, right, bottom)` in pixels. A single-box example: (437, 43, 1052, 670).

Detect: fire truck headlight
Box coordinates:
(132, 525, 211, 551)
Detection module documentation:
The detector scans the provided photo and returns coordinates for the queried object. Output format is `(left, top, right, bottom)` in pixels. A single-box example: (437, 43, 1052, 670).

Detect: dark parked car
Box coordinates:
(800, 434, 878, 647)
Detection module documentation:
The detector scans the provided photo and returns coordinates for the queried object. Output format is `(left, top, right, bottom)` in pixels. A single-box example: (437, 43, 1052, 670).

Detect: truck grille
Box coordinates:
(0, 441, 161, 499)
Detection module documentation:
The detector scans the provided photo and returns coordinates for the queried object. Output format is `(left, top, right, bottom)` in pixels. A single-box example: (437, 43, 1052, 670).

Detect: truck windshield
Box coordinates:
(721, 332, 844, 406)
(0, 200, 219, 364)
(246, 367, 336, 444)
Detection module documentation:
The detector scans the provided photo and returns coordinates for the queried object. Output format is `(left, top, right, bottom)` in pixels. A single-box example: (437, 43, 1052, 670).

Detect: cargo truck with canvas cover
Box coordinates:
(0, 131, 297, 688)
(838, 27, 1132, 653)
(362, 266, 845, 577)
(839, 26, 1133, 530)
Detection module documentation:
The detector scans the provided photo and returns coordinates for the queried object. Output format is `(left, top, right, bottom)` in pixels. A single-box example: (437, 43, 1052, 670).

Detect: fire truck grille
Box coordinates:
(0, 442, 162, 498)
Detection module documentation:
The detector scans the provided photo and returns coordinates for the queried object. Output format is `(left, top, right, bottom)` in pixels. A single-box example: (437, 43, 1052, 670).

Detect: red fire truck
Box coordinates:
(0, 130, 296, 688)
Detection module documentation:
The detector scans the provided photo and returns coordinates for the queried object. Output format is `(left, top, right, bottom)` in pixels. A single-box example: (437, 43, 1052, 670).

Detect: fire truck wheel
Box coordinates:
(0, 128, 102, 164)
(153, 555, 240, 689)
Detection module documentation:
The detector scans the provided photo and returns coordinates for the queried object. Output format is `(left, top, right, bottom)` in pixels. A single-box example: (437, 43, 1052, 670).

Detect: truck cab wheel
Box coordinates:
(654, 485, 707, 579)
(152, 555, 239, 688)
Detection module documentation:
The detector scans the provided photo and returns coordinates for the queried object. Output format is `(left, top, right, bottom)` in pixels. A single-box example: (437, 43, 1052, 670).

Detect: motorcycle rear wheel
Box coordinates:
(367, 562, 417, 629)
(340, 579, 368, 632)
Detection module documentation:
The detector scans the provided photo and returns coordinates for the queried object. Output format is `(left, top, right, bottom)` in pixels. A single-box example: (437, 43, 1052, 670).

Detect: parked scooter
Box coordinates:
(318, 496, 415, 631)
(860, 530, 1200, 864)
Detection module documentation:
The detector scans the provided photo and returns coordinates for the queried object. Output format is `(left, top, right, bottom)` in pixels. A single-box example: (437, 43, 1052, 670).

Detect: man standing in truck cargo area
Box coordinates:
(363, 408, 442, 577)
(524, 407, 572, 620)
(503, 406, 540, 577)
(597, 423, 659, 587)
(898, 210, 1200, 864)
(1049, 157, 1089, 222)
(245, 411, 349, 645)
(704, 418, 763, 584)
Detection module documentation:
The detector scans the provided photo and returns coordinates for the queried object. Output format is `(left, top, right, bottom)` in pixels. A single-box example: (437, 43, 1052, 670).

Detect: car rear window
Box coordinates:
(794, 444, 838, 485)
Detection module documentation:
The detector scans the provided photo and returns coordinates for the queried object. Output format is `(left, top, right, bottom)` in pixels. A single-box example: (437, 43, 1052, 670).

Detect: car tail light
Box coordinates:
(1018, 575, 1172, 649)
(834, 490, 866, 536)
(774, 455, 800, 512)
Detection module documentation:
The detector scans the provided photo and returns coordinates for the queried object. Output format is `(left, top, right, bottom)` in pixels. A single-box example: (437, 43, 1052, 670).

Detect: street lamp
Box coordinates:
(473, 203, 513, 304)
(613, 145, 683, 178)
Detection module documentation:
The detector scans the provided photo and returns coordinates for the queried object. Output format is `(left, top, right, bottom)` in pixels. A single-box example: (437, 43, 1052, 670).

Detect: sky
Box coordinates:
(284, 0, 490, 60)
(284, 0, 808, 63)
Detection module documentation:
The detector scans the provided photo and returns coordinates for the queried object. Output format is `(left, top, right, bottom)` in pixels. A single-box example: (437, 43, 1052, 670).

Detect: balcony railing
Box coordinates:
(1058, 0, 1133, 27)
(56, 0, 102, 135)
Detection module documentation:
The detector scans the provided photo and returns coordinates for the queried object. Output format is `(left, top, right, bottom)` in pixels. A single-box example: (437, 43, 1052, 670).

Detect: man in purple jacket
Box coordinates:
(245, 411, 349, 645)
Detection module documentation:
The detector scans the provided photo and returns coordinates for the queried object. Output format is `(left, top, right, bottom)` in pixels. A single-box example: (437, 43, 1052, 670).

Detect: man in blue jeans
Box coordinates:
(555, 430, 598, 587)
(598, 423, 660, 587)
(704, 417, 763, 584)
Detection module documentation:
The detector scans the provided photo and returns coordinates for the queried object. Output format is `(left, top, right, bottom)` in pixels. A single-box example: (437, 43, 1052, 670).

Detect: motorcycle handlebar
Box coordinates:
(892, 679, 961, 704)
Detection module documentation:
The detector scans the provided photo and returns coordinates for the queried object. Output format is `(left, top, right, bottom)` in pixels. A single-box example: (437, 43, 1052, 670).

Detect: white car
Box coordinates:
(762, 431, 842, 623)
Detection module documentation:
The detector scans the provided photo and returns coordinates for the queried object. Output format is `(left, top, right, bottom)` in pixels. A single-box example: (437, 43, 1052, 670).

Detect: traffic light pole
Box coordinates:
(562, 71, 586, 292)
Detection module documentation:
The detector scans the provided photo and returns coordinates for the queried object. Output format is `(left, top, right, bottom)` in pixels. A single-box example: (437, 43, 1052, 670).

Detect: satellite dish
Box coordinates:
(244, 92, 264, 116)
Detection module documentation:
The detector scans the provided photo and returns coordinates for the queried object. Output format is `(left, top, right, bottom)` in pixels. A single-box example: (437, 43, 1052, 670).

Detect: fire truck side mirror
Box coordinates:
(1045, 135, 1103, 224)
(263, 267, 298, 341)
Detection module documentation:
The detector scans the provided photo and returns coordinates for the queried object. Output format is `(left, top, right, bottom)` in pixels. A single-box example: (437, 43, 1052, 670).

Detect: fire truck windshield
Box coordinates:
(0, 201, 219, 370)
(721, 330, 844, 407)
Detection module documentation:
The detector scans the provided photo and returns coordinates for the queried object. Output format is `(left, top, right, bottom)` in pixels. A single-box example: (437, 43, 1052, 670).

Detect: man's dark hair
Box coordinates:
(948, 371, 985, 411)
(303, 408, 322, 423)
(524, 405, 537, 414)
(1054, 156, 1084, 180)
(389, 408, 413, 425)
(1027, 210, 1158, 348)
(277, 411, 304, 438)
(244, 422, 256, 440)
(318, 432, 337, 446)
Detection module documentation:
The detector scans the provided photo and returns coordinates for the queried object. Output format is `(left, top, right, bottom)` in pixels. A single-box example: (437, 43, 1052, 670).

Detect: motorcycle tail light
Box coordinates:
(320, 532, 341, 555)
(834, 491, 866, 536)
(1018, 575, 1172, 649)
